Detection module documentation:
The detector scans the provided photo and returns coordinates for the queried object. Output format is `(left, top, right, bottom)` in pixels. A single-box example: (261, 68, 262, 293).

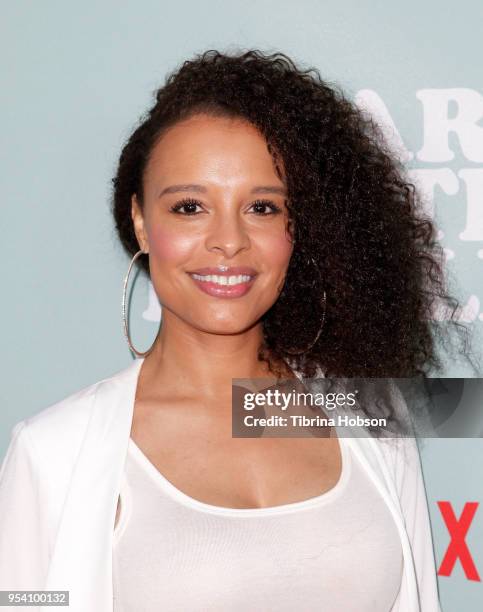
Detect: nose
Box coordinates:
(205, 209, 251, 258)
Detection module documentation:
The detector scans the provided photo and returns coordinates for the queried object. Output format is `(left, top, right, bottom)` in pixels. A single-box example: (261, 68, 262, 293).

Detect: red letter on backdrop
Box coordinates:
(437, 501, 480, 581)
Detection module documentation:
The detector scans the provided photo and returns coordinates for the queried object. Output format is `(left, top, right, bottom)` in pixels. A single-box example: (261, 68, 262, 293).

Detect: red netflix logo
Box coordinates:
(438, 501, 480, 581)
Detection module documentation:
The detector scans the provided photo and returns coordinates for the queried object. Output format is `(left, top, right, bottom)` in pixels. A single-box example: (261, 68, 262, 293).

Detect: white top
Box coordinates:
(112, 435, 403, 612)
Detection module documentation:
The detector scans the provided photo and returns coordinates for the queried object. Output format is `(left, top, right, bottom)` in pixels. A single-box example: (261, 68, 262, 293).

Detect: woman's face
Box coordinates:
(132, 113, 294, 335)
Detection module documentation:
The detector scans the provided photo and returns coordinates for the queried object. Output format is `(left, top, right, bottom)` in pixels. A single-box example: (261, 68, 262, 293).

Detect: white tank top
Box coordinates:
(112, 436, 403, 611)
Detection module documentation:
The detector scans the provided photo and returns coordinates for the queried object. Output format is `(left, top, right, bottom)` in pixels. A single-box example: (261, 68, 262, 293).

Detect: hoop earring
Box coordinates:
(122, 249, 158, 357)
(284, 256, 327, 355)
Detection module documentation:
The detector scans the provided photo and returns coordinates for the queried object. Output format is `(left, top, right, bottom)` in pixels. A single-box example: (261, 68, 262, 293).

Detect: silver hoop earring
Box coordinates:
(284, 290, 327, 355)
(122, 249, 158, 357)
(284, 256, 327, 355)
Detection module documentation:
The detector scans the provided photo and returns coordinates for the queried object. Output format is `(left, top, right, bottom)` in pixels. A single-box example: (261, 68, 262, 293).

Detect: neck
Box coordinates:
(139, 312, 295, 400)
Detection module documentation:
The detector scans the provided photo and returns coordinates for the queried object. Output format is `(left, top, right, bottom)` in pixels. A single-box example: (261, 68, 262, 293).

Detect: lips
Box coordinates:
(186, 266, 258, 298)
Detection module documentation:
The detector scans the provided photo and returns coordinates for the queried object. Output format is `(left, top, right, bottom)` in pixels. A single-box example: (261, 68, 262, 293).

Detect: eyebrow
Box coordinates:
(158, 184, 287, 197)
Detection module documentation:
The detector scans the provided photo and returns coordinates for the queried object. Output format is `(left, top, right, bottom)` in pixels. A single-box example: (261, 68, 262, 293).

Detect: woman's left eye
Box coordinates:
(248, 200, 282, 215)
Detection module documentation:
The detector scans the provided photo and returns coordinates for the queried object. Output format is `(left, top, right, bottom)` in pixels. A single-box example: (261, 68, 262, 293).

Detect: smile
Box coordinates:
(191, 274, 253, 286)
(188, 273, 257, 298)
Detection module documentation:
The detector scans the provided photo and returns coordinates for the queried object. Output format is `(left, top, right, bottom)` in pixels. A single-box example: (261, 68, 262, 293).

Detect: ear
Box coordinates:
(131, 194, 149, 253)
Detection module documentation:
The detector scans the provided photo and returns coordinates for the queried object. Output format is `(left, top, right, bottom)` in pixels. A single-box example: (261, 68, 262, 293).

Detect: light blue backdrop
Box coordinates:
(1, 1, 482, 609)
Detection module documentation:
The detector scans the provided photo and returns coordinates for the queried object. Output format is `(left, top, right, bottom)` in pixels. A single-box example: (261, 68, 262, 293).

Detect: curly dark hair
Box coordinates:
(112, 48, 477, 381)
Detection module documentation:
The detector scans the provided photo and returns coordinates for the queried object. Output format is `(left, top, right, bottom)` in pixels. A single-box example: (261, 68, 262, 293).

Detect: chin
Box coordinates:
(194, 318, 256, 336)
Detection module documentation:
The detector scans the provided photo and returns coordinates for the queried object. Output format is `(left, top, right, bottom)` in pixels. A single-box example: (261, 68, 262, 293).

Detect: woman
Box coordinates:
(0, 49, 473, 612)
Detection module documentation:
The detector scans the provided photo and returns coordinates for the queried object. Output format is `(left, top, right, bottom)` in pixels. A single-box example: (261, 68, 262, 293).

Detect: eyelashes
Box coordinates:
(168, 197, 283, 216)
(168, 198, 202, 215)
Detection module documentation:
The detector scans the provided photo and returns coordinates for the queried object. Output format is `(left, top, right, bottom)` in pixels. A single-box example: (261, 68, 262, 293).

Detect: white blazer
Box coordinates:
(0, 357, 442, 612)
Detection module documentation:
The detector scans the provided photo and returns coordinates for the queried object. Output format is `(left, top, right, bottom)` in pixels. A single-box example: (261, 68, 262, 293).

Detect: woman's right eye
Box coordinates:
(169, 198, 204, 215)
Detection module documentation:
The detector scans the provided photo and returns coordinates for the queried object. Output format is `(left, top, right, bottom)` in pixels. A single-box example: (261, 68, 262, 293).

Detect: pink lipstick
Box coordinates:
(187, 266, 258, 298)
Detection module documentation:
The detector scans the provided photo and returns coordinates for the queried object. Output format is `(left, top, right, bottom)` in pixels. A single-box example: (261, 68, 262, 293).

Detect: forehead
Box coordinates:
(144, 114, 285, 186)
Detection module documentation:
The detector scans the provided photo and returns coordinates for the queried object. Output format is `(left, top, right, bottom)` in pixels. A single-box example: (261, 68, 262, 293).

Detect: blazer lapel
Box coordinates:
(44, 358, 144, 612)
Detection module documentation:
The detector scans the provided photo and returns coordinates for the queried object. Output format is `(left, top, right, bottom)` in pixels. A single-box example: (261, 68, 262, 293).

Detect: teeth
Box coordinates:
(192, 274, 253, 286)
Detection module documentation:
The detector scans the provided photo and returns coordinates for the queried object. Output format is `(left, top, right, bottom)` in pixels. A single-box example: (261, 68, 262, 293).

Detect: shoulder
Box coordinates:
(363, 378, 424, 486)
(374, 436, 423, 482)
(6, 360, 140, 468)
(0, 361, 140, 542)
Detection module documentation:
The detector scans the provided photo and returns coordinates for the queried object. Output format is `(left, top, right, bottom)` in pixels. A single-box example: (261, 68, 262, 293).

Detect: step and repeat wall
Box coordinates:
(1, 1, 482, 609)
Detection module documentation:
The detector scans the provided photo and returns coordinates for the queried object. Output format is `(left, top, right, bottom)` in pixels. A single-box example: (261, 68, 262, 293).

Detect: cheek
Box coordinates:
(260, 231, 294, 269)
(147, 226, 195, 264)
